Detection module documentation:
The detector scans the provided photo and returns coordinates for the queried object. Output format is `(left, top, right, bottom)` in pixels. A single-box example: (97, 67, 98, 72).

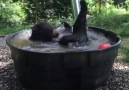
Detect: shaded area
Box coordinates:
(0, 47, 26, 90)
(0, 62, 26, 90)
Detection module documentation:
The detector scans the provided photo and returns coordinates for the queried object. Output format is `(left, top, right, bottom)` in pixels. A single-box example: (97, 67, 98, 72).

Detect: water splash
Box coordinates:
(9, 29, 111, 52)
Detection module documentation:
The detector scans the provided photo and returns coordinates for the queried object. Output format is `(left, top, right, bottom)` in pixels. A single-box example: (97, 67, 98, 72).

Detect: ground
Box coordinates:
(0, 36, 129, 90)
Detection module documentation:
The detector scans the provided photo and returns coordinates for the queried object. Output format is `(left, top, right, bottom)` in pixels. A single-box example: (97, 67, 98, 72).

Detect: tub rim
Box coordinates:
(6, 26, 121, 54)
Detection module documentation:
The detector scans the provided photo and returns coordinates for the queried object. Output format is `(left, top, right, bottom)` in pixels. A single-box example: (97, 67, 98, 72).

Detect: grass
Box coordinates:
(119, 37, 129, 62)
(88, 5, 129, 62)
(0, 25, 32, 35)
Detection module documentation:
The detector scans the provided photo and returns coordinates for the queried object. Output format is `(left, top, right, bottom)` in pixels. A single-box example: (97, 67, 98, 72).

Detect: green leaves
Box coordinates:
(0, 0, 26, 28)
(25, 0, 72, 24)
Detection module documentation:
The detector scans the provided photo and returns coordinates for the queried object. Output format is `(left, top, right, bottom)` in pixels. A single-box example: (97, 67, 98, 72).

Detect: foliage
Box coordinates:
(88, 5, 129, 34)
(0, 0, 26, 28)
(125, 0, 129, 10)
(24, 0, 72, 24)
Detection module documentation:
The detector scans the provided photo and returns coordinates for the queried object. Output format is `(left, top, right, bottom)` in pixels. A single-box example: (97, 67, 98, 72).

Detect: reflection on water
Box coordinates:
(9, 29, 112, 52)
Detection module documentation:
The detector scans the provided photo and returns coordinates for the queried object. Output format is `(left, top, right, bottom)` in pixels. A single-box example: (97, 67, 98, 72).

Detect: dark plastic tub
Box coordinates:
(6, 26, 121, 90)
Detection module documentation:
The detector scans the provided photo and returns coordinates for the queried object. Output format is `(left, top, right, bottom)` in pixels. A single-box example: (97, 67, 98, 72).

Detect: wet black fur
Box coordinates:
(30, 22, 59, 42)
(59, 35, 79, 46)
(59, 0, 88, 46)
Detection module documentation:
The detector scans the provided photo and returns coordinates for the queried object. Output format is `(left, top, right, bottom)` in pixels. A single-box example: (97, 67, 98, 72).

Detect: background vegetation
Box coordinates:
(87, 0, 129, 62)
(0, 0, 129, 62)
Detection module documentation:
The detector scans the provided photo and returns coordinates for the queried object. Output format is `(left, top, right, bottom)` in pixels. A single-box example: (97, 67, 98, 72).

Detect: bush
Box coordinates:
(88, 4, 129, 30)
(87, 1, 129, 38)
(0, 0, 26, 28)
(24, 0, 72, 24)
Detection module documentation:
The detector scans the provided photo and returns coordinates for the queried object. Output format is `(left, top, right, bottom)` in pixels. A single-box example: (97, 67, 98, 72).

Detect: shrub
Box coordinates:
(0, 0, 26, 28)
(88, 4, 129, 30)
(24, 0, 72, 24)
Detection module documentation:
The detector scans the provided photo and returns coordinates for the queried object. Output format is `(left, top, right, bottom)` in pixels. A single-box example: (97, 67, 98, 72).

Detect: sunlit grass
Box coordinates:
(119, 37, 129, 62)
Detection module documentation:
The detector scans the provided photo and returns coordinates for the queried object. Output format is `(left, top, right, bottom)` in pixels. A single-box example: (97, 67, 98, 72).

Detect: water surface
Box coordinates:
(9, 29, 112, 52)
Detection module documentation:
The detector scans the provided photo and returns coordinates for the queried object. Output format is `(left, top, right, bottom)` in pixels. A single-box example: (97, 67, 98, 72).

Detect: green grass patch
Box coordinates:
(0, 25, 32, 35)
(119, 37, 129, 62)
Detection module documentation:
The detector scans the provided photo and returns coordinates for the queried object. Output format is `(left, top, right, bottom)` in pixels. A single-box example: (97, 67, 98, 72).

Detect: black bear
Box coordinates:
(30, 21, 59, 42)
(59, 35, 79, 46)
(59, 0, 88, 46)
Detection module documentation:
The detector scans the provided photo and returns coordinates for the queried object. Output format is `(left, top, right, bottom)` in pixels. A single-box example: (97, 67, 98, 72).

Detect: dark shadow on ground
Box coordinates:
(0, 62, 27, 90)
